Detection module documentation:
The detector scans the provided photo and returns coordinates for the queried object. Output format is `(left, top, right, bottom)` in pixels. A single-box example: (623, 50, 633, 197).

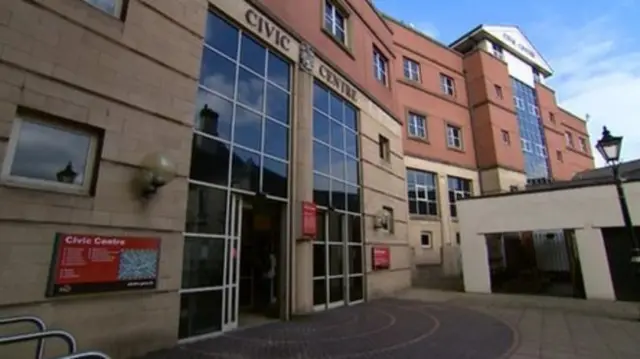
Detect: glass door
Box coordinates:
(222, 194, 243, 331)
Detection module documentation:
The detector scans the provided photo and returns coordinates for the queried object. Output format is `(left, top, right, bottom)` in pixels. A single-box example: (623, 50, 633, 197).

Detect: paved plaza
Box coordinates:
(140, 289, 640, 359)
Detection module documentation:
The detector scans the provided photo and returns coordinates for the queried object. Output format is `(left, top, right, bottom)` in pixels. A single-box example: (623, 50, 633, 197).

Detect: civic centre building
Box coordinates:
(0, 0, 593, 357)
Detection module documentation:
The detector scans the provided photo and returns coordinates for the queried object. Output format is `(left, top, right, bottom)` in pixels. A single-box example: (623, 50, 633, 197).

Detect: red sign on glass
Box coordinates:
(372, 247, 390, 270)
(47, 233, 161, 297)
(302, 201, 317, 238)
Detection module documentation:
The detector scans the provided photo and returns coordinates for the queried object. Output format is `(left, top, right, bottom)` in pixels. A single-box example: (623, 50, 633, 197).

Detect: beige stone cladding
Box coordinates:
(404, 156, 480, 267)
(479, 167, 528, 194)
(0, 0, 206, 357)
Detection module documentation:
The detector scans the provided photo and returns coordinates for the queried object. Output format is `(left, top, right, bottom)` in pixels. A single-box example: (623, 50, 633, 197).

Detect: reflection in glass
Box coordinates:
(313, 83, 329, 113)
(330, 149, 345, 180)
(262, 157, 287, 198)
(267, 52, 290, 89)
(349, 276, 363, 302)
(9, 120, 91, 186)
(178, 290, 223, 339)
(199, 48, 236, 99)
(344, 104, 357, 131)
(313, 279, 326, 306)
(313, 244, 326, 277)
(313, 110, 330, 144)
(194, 89, 233, 141)
(315, 211, 326, 242)
(348, 245, 363, 274)
(239, 34, 266, 74)
(346, 185, 360, 213)
(331, 180, 346, 210)
(266, 84, 289, 124)
(189, 135, 230, 186)
(330, 120, 344, 149)
(345, 131, 358, 158)
(182, 237, 225, 288)
(329, 278, 344, 303)
(329, 93, 343, 120)
(329, 245, 344, 275)
(328, 212, 344, 243)
(237, 68, 264, 112)
(313, 174, 330, 207)
(313, 141, 330, 174)
(203, 12, 238, 58)
(185, 184, 227, 234)
(347, 215, 362, 243)
(233, 106, 262, 151)
(346, 158, 359, 184)
(231, 147, 260, 192)
(264, 119, 288, 160)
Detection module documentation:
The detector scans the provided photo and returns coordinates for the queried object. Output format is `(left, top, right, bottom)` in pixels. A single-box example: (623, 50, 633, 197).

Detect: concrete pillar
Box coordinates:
(461, 232, 491, 293)
(574, 227, 616, 300)
(291, 44, 315, 314)
(438, 174, 460, 276)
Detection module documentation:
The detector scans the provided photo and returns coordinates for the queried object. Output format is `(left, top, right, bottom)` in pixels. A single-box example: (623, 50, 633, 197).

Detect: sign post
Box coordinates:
(46, 233, 161, 297)
(301, 201, 317, 239)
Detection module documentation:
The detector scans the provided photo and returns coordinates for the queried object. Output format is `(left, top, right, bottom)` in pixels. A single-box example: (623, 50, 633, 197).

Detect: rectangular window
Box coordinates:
(491, 42, 504, 60)
(448, 176, 472, 218)
(403, 58, 421, 82)
(407, 168, 438, 216)
(378, 134, 390, 161)
(556, 150, 563, 162)
(513, 96, 525, 110)
(1, 111, 101, 195)
(579, 137, 589, 152)
(84, 0, 124, 17)
(501, 129, 510, 145)
(528, 103, 540, 117)
(407, 112, 426, 139)
(373, 48, 388, 85)
(440, 74, 455, 96)
(494, 85, 503, 99)
(521, 138, 532, 153)
(324, 0, 348, 45)
(420, 231, 432, 248)
(565, 131, 574, 147)
(382, 206, 394, 233)
(446, 124, 462, 150)
(549, 112, 556, 124)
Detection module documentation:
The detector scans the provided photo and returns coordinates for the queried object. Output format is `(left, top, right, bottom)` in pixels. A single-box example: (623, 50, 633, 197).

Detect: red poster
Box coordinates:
(302, 201, 317, 238)
(47, 233, 160, 296)
(372, 247, 390, 270)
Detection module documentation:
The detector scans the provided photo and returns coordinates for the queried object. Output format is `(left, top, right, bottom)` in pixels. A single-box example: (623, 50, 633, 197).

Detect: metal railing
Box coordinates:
(0, 315, 111, 359)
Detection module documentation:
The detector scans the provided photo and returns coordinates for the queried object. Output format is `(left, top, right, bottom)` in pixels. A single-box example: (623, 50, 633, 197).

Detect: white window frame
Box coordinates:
(521, 138, 532, 153)
(407, 113, 426, 139)
(403, 58, 421, 82)
(324, 0, 347, 45)
(84, 0, 124, 18)
(579, 137, 588, 152)
(440, 74, 455, 96)
(528, 103, 540, 117)
(565, 132, 574, 147)
(420, 231, 432, 248)
(373, 49, 388, 85)
(514, 96, 525, 110)
(446, 124, 462, 150)
(0, 115, 99, 195)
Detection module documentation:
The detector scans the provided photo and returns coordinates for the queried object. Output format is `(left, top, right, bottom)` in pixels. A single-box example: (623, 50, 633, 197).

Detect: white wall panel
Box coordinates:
(504, 51, 535, 87)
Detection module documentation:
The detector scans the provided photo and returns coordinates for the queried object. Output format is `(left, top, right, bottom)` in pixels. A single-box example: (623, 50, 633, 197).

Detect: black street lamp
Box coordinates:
(595, 126, 640, 269)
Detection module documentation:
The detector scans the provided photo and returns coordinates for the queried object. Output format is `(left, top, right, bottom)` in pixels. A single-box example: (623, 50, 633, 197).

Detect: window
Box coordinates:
(514, 96, 525, 110)
(382, 206, 394, 233)
(456, 232, 461, 245)
(579, 137, 588, 152)
(1, 112, 101, 194)
(448, 176, 472, 218)
(494, 85, 503, 99)
(446, 124, 462, 150)
(373, 48, 388, 85)
(440, 74, 455, 96)
(528, 103, 540, 117)
(521, 138, 532, 153)
(565, 131, 574, 147)
(403, 58, 421, 82)
(491, 42, 504, 60)
(420, 231, 432, 248)
(324, 0, 348, 45)
(556, 150, 563, 162)
(549, 112, 556, 124)
(407, 112, 426, 139)
(84, 0, 124, 17)
(378, 134, 390, 162)
(501, 130, 510, 145)
(407, 169, 438, 216)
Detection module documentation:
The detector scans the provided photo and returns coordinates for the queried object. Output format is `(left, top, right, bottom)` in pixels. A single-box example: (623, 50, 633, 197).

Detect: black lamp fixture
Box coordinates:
(56, 161, 78, 184)
(595, 126, 640, 270)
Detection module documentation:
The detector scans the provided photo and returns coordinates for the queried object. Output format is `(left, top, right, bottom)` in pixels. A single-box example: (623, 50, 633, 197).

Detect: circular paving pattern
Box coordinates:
(143, 298, 515, 359)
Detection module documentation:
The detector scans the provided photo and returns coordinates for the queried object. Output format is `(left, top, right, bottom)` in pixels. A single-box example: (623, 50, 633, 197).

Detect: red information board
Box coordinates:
(372, 247, 390, 270)
(302, 201, 317, 238)
(47, 233, 161, 296)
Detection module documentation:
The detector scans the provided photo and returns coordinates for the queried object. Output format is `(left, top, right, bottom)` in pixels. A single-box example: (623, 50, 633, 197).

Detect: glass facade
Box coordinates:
(511, 77, 549, 179)
(180, 11, 291, 339)
(406, 169, 438, 216)
(312, 81, 364, 309)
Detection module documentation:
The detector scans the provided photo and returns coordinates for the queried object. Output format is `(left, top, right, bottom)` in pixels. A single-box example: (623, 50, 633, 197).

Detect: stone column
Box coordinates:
(574, 227, 616, 300)
(460, 232, 491, 293)
(291, 43, 315, 314)
(438, 174, 459, 276)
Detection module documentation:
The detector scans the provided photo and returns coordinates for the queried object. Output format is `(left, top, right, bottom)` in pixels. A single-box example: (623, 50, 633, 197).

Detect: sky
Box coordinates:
(374, 0, 640, 166)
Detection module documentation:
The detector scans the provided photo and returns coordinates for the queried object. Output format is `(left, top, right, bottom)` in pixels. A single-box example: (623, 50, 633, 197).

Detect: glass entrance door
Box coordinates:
(222, 194, 243, 331)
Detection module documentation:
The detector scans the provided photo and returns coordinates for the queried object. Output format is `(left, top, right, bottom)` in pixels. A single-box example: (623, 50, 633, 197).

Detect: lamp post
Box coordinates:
(595, 126, 640, 269)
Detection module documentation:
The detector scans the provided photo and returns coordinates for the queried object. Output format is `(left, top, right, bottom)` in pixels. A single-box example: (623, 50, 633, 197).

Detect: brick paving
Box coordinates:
(139, 298, 516, 359)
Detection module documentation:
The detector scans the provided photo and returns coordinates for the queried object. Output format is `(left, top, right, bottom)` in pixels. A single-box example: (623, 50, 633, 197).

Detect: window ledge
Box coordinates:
(447, 146, 465, 154)
(322, 28, 355, 60)
(409, 214, 440, 222)
(0, 179, 93, 197)
(408, 136, 429, 144)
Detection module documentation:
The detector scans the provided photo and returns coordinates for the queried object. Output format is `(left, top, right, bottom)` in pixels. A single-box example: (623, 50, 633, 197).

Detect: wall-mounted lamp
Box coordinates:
(137, 152, 177, 198)
(373, 209, 390, 231)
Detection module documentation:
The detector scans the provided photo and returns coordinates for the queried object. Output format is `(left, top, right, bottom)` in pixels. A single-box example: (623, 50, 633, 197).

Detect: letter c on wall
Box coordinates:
(245, 9, 257, 26)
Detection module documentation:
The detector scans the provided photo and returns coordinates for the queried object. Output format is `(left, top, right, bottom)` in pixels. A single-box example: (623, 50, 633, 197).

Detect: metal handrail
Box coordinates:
(55, 351, 112, 359)
(0, 315, 46, 359)
(0, 330, 77, 356)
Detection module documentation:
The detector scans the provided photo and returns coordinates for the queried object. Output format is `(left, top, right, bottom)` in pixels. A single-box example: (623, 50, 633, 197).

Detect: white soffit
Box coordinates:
(484, 25, 553, 75)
